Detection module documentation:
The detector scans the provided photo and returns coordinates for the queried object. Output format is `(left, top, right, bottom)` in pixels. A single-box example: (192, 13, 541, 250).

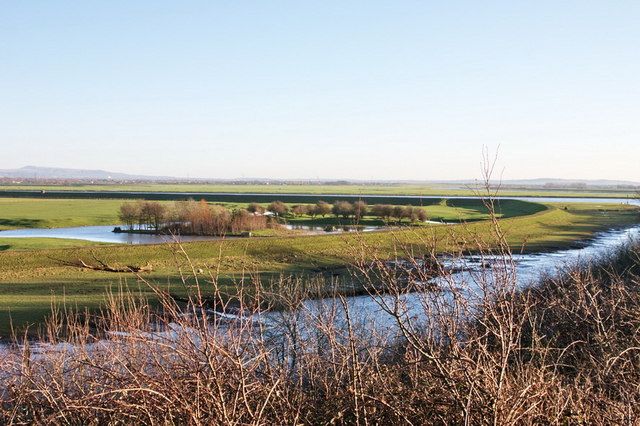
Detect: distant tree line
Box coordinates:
(247, 201, 333, 218)
(284, 200, 429, 223)
(118, 200, 271, 236)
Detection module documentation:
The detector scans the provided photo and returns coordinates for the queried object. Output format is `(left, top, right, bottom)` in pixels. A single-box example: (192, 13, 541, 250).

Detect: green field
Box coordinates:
(0, 197, 546, 251)
(0, 238, 107, 251)
(1, 182, 637, 198)
(0, 200, 638, 336)
(0, 198, 129, 230)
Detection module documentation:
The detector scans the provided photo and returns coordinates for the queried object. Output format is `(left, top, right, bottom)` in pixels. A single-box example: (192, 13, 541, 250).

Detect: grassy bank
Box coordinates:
(0, 238, 108, 251)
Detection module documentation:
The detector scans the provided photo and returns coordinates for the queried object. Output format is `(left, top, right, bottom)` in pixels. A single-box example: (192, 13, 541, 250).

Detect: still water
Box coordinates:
(0, 225, 227, 244)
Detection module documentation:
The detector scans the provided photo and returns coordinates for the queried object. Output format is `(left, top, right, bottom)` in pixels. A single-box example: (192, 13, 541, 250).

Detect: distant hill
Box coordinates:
(496, 178, 640, 187)
(0, 166, 175, 181)
(0, 166, 637, 187)
(431, 178, 640, 187)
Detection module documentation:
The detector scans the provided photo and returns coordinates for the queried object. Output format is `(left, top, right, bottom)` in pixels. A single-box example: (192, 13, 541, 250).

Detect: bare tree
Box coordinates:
(332, 200, 354, 219)
(313, 201, 332, 218)
(416, 208, 428, 222)
(143, 201, 167, 231)
(291, 205, 309, 217)
(391, 205, 404, 223)
(247, 202, 265, 215)
(118, 202, 140, 230)
(268, 201, 289, 217)
(371, 204, 393, 222)
(353, 200, 368, 222)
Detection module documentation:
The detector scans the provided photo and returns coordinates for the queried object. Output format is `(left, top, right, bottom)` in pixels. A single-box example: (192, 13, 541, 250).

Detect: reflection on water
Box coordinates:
(283, 224, 380, 233)
(0, 225, 229, 244)
(0, 224, 386, 244)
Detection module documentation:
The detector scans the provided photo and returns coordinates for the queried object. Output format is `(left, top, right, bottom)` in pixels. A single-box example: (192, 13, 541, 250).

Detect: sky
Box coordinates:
(1, 1, 639, 181)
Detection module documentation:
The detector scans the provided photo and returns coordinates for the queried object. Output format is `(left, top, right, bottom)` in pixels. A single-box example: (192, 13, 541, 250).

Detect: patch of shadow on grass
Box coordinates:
(537, 221, 595, 236)
(0, 218, 44, 228)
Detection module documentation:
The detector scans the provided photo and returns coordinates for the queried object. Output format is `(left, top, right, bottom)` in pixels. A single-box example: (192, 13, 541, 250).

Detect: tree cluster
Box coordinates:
(118, 201, 167, 231)
(370, 204, 428, 223)
(118, 200, 271, 236)
(289, 201, 332, 218)
(288, 200, 428, 223)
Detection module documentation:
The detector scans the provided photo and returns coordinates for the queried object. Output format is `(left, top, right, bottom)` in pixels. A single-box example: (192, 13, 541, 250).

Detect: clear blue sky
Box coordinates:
(1, 1, 639, 181)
